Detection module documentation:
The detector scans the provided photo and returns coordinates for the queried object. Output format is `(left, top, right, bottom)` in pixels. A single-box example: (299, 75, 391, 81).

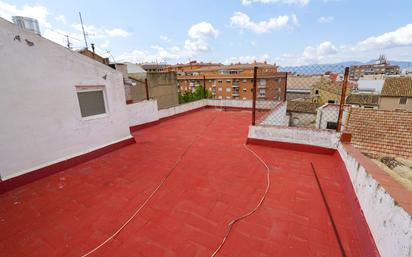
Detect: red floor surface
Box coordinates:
(0, 109, 377, 257)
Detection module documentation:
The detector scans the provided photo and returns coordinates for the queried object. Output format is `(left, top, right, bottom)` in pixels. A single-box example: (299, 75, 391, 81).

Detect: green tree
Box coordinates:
(178, 85, 211, 104)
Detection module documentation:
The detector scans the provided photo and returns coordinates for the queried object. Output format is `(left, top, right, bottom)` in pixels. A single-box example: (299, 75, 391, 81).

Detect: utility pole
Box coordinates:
(252, 66, 257, 126)
(79, 12, 88, 49)
(336, 67, 349, 132)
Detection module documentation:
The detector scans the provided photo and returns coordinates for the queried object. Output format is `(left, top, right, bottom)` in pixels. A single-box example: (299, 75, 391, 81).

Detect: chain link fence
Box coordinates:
(253, 64, 352, 132)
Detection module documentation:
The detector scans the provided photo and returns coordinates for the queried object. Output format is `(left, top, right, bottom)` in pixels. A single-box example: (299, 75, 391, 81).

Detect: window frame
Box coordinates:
(399, 96, 408, 105)
(76, 85, 109, 120)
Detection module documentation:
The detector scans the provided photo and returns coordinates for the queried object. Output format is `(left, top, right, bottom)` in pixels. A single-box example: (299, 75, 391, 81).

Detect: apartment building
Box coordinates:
(379, 77, 412, 111)
(140, 63, 170, 72)
(177, 62, 287, 101)
(349, 55, 400, 80)
(166, 60, 222, 72)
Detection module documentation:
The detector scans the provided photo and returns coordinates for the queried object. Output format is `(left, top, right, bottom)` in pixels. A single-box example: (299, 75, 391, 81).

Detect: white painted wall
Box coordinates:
(260, 101, 290, 126)
(316, 104, 349, 130)
(248, 125, 341, 149)
(338, 144, 412, 257)
(127, 100, 159, 126)
(158, 100, 206, 119)
(0, 18, 131, 180)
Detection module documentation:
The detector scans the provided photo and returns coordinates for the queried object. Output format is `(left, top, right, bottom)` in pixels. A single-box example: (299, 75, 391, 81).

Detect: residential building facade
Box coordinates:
(311, 80, 354, 105)
(349, 55, 400, 80)
(177, 62, 287, 101)
(379, 77, 412, 111)
(166, 60, 222, 72)
(286, 75, 322, 101)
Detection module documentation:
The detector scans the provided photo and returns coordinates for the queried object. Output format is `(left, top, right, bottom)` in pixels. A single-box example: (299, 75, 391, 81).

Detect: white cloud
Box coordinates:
(241, 0, 309, 6)
(71, 24, 130, 39)
(230, 12, 298, 33)
(187, 21, 219, 39)
(55, 14, 66, 24)
(100, 40, 110, 49)
(356, 23, 412, 51)
(160, 35, 171, 42)
(274, 23, 412, 66)
(117, 21, 219, 63)
(0, 1, 51, 28)
(224, 54, 270, 64)
(318, 16, 334, 24)
(105, 28, 130, 38)
(250, 40, 256, 46)
(185, 22, 219, 54)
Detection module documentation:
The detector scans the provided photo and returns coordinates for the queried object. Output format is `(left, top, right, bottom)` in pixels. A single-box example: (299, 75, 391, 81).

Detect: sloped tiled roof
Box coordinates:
(287, 75, 322, 90)
(313, 80, 355, 95)
(381, 77, 412, 97)
(287, 101, 318, 113)
(346, 108, 412, 158)
(346, 94, 379, 106)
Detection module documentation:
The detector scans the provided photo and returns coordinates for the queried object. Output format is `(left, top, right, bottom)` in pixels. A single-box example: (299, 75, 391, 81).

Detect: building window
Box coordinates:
(226, 79, 231, 83)
(326, 122, 338, 130)
(208, 80, 212, 82)
(218, 87, 222, 92)
(328, 100, 336, 104)
(242, 88, 247, 92)
(242, 79, 247, 83)
(226, 88, 231, 92)
(218, 80, 222, 83)
(76, 86, 107, 118)
(399, 96, 407, 104)
(315, 90, 319, 95)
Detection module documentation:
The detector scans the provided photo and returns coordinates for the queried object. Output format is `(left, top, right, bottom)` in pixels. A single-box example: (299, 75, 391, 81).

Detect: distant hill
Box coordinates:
(279, 60, 412, 74)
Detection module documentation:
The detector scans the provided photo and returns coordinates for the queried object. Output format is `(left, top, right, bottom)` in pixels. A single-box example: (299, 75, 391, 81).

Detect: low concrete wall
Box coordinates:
(158, 100, 206, 119)
(127, 100, 159, 127)
(248, 125, 341, 149)
(206, 99, 252, 108)
(260, 101, 289, 126)
(338, 144, 412, 257)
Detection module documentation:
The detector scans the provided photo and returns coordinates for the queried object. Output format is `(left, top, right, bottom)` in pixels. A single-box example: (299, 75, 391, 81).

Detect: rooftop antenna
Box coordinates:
(78, 12, 88, 49)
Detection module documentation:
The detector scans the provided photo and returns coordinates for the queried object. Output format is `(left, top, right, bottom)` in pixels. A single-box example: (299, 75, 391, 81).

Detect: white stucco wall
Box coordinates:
(0, 18, 131, 180)
(260, 101, 290, 126)
(316, 105, 349, 130)
(248, 125, 341, 149)
(338, 144, 412, 257)
(158, 100, 206, 119)
(127, 100, 159, 126)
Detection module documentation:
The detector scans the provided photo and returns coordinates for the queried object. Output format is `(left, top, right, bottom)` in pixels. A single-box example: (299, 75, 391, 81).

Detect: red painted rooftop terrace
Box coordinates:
(0, 109, 379, 257)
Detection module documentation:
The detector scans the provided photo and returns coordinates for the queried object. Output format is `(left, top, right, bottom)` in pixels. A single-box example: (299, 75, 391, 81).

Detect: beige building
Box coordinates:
(379, 77, 412, 111)
(286, 75, 322, 101)
(118, 63, 179, 109)
(311, 80, 353, 105)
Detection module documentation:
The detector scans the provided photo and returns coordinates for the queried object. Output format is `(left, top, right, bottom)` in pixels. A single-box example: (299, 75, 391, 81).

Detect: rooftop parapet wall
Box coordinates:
(338, 143, 412, 257)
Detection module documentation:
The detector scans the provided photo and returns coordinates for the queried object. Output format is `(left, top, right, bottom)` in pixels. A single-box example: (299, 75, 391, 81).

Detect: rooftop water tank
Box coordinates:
(12, 16, 41, 36)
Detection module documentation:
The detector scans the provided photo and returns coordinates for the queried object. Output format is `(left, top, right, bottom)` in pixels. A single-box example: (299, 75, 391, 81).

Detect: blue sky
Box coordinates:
(2, 0, 412, 65)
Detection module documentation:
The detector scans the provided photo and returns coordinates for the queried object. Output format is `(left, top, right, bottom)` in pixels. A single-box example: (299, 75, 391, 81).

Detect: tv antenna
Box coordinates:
(78, 12, 88, 48)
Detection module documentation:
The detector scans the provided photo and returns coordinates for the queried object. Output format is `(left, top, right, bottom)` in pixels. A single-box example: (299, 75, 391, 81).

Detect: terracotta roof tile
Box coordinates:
(346, 94, 379, 106)
(346, 108, 412, 158)
(287, 101, 318, 113)
(381, 77, 412, 97)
